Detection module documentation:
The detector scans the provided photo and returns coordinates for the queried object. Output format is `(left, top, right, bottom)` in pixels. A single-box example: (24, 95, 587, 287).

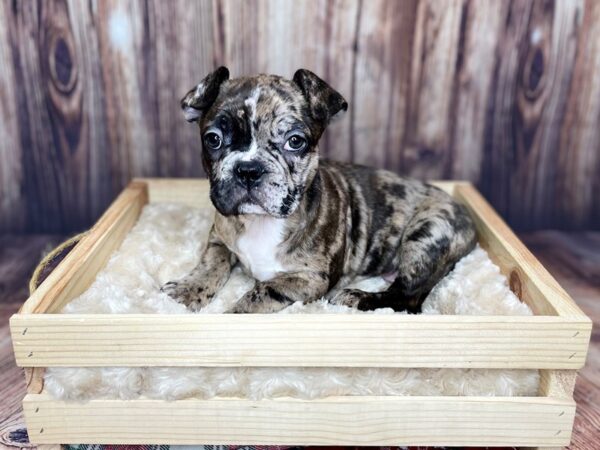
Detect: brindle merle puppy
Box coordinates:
(161, 67, 477, 313)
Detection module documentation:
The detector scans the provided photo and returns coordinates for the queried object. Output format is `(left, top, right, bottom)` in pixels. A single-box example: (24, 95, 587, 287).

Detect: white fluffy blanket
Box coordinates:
(45, 203, 539, 400)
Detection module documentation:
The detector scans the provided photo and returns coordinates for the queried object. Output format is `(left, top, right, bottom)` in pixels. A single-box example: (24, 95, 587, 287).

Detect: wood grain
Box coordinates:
(22, 393, 576, 447)
(9, 313, 591, 369)
(1, 0, 600, 233)
(403, 0, 463, 179)
(0, 1, 26, 234)
(449, 1, 508, 181)
(557, 0, 600, 229)
(539, 369, 578, 398)
(2, 1, 63, 233)
(350, 0, 414, 169)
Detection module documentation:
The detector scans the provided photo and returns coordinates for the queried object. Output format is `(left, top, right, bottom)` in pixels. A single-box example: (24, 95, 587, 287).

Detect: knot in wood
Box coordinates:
(49, 34, 77, 94)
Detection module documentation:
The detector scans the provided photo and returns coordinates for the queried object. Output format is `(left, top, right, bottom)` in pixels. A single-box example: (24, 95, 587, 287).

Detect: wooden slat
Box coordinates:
(403, 0, 463, 179)
(21, 393, 575, 447)
(2, 0, 117, 233)
(150, 0, 216, 178)
(556, 0, 600, 229)
(4, 0, 65, 233)
(0, 1, 26, 233)
(429, 180, 456, 195)
(19, 181, 148, 314)
(449, 1, 508, 181)
(454, 183, 590, 320)
(539, 369, 578, 399)
(142, 178, 456, 205)
(521, 0, 584, 229)
(10, 314, 590, 369)
(140, 177, 213, 209)
(314, 0, 361, 163)
(536, 369, 578, 450)
(96, 0, 159, 187)
(350, 0, 416, 169)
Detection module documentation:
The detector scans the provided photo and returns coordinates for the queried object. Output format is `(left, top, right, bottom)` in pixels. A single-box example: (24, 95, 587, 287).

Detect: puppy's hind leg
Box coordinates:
(332, 198, 477, 312)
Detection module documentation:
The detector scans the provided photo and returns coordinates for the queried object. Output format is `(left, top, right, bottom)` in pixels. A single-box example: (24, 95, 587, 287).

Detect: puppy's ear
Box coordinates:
(181, 66, 230, 122)
(293, 69, 348, 125)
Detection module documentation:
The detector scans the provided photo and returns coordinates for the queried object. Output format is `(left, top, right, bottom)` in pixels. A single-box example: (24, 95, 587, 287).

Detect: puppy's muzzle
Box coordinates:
(234, 161, 266, 189)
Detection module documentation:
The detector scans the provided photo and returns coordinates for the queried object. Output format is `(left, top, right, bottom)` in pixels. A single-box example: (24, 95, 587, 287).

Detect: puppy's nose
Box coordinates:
(234, 161, 266, 188)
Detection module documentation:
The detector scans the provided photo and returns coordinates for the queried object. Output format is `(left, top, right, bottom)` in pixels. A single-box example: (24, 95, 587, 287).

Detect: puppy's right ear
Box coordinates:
(181, 66, 230, 122)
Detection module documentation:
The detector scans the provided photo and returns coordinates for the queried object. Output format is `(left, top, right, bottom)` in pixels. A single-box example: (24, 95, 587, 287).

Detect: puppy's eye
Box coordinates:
(203, 132, 222, 150)
(284, 135, 307, 151)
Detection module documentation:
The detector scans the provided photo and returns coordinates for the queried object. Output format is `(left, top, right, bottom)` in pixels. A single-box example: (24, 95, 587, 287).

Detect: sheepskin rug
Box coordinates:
(45, 203, 539, 400)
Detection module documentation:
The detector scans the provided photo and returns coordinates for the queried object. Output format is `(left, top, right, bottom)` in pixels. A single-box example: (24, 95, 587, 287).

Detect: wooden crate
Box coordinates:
(10, 179, 592, 448)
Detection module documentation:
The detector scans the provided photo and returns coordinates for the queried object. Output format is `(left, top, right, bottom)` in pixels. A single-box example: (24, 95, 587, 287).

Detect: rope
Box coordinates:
(28, 232, 88, 295)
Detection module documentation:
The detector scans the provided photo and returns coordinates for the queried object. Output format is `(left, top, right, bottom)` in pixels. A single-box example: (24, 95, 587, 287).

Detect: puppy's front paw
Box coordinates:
(160, 278, 212, 311)
(225, 287, 292, 314)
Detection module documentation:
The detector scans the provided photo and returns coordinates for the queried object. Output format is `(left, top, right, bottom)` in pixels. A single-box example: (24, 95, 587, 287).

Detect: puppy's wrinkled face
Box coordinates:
(181, 68, 347, 218)
(201, 76, 316, 217)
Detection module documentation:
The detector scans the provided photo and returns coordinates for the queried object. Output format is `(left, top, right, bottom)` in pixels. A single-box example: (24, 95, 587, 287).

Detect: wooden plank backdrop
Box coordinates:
(0, 0, 599, 233)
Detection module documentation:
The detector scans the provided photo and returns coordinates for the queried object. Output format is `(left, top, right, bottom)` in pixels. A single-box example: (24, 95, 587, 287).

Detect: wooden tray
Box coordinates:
(10, 179, 592, 448)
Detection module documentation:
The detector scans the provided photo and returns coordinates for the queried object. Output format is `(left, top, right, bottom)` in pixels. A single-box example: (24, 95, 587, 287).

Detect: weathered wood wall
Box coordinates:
(1, 0, 599, 233)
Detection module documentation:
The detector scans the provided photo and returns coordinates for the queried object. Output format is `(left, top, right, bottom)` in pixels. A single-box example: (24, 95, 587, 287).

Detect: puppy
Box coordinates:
(162, 67, 477, 313)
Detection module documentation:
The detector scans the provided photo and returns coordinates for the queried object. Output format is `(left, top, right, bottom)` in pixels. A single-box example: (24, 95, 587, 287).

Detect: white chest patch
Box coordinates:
(235, 216, 287, 281)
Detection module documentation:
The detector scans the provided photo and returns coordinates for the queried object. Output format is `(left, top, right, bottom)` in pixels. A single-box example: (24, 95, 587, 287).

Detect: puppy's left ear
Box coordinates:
(293, 69, 348, 126)
(181, 66, 230, 122)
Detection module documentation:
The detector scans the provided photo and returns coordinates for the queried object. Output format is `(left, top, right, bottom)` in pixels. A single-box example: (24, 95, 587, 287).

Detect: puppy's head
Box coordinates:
(182, 67, 347, 217)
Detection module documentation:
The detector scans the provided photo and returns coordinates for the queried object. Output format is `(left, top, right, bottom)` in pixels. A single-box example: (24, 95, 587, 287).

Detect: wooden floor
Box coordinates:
(0, 232, 598, 449)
